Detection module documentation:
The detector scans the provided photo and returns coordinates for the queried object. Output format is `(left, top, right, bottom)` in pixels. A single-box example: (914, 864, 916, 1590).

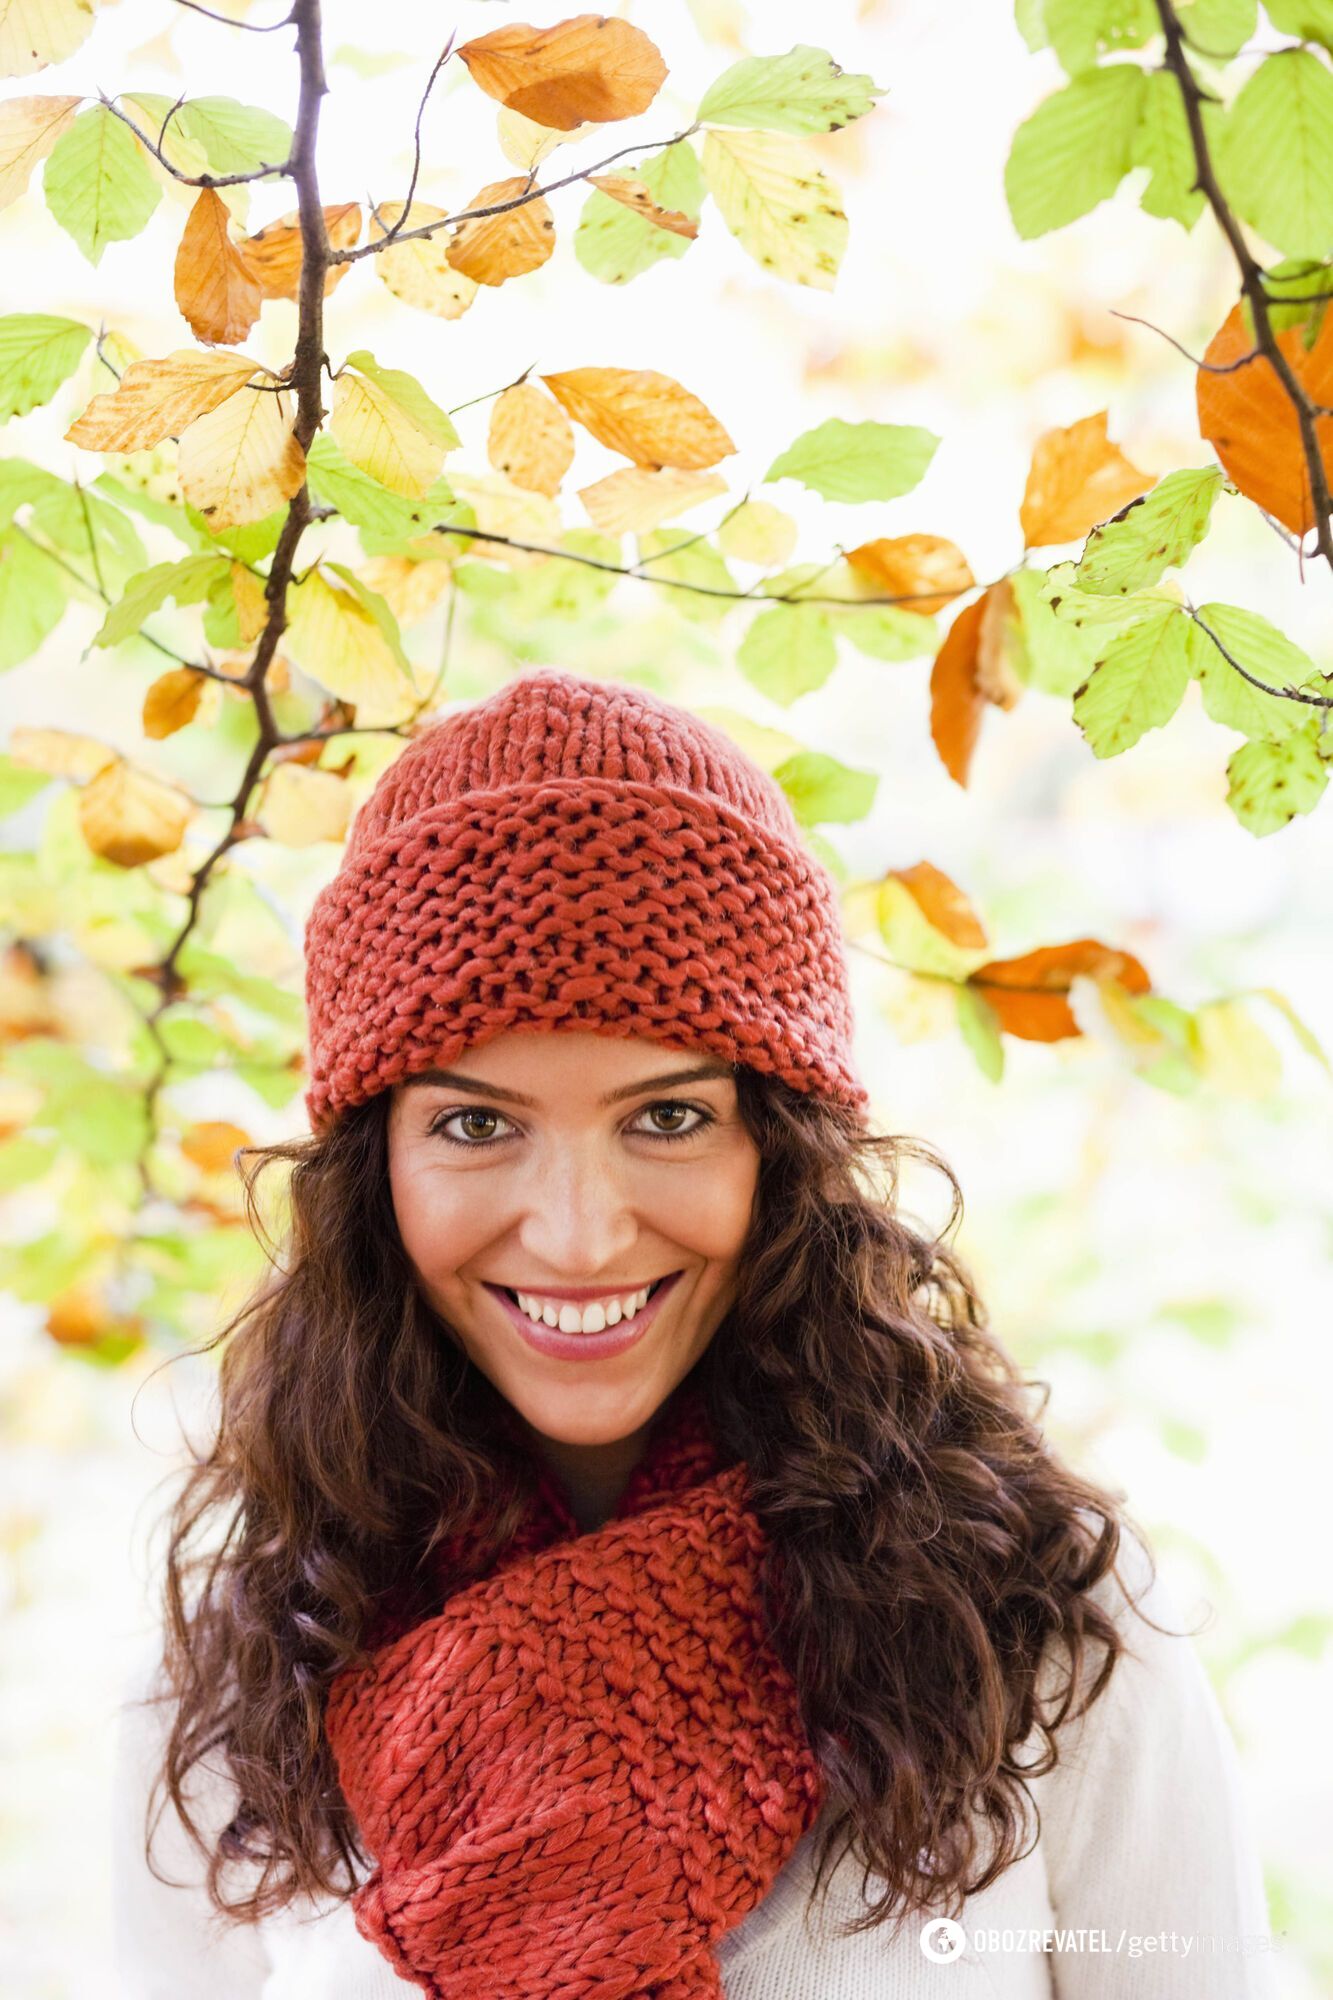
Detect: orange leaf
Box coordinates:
(541, 366, 735, 470)
(446, 175, 555, 285)
(487, 381, 575, 495)
(180, 1120, 252, 1174)
(1196, 299, 1333, 538)
(457, 14, 667, 129)
(239, 202, 361, 301)
(142, 667, 208, 739)
(1019, 410, 1153, 548)
(844, 532, 974, 616)
(967, 939, 1152, 1042)
(928, 593, 988, 787)
(975, 576, 1023, 710)
(174, 188, 262, 346)
(586, 173, 697, 238)
(889, 861, 988, 950)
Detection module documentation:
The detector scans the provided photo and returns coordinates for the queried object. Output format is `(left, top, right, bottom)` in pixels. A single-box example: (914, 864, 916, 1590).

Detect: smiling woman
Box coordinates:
(112, 670, 1276, 1999)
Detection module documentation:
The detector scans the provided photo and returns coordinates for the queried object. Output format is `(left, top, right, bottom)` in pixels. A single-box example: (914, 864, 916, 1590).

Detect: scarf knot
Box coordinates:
(323, 1384, 824, 1998)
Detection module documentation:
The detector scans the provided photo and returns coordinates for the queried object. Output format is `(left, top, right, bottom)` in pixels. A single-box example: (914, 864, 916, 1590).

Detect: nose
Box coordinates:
(513, 1138, 640, 1277)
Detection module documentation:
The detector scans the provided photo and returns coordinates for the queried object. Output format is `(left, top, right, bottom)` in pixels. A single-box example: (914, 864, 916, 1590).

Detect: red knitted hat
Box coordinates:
(302, 668, 869, 1132)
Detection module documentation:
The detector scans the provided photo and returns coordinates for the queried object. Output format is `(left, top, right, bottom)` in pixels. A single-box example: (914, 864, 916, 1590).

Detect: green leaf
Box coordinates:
(0, 530, 68, 670)
(956, 985, 1005, 1081)
(1243, 257, 1332, 343)
(1260, 0, 1333, 51)
(27, 480, 147, 595)
(1176, 0, 1258, 56)
(94, 554, 229, 647)
(771, 749, 876, 825)
(306, 433, 458, 550)
(697, 43, 886, 133)
(324, 560, 412, 671)
(1005, 65, 1148, 238)
(1224, 721, 1328, 833)
(1190, 603, 1323, 740)
(635, 529, 736, 624)
(764, 416, 939, 502)
(700, 129, 848, 289)
(1017, 565, 1158, 695)
(93, 471, 212, 550)
(184, 502, 287, 563)
(0, 751, 52, 818)
(832, 603, 939, 660)
(737, 601, 837, 704)
(342, 349, 460, 451)
(1247, 985, 1331, 1071)
(168, 97, 292, 177)
(509, 530, 621, 620)
(1072, 605, 1195, 756)
(574, 142, 704, 285)
(1044, 0, 1159, 74)
(0, 456, 64, 524)
(1131, 70, 1218, 229)
(1015, 0, 1050, 51)
(1076, 467, 1223, 594)
(1216, 49, 1333, 258)
(0, 315, 90, 420)
(43, 106, 161, 266)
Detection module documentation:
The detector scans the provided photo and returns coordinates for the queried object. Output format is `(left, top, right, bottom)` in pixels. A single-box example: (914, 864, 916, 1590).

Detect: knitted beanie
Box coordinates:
(302, 668, 869, 1132)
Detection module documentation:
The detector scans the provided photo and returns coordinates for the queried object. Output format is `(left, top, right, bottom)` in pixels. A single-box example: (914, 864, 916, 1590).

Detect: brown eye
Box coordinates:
(429, 1108, 510, 1146)
(635, 1101, 714, 1143)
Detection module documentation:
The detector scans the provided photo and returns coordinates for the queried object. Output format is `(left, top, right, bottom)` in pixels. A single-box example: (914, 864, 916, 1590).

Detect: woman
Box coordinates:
(112, 668, 1277, 1997)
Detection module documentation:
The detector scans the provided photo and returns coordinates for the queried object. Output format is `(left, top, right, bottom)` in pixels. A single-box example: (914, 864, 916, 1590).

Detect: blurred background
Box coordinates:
(1, 0, 1330, 1992)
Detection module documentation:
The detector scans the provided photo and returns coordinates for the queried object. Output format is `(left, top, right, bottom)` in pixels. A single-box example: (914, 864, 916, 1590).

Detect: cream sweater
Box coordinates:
(111, 1530, 1281, 1998)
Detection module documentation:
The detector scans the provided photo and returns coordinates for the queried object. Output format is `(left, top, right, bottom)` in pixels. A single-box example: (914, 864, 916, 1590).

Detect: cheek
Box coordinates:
(648, 1149, 759, 1263)
(389, 1153, 496, 1280)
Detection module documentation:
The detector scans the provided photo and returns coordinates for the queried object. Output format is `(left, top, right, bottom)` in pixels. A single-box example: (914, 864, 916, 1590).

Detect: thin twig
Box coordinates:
(1189, 608, 1332, 709)
(99, 92, 292, 187)
(171, 0, 296, 27)
(372, 32, 458, 251)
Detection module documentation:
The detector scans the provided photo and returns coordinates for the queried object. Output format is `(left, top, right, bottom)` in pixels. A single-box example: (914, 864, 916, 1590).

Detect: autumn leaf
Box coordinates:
(0, 94, 81, 207)
(456, 15, 667, 129)
(66, 347, 264, 452)
(845, 532, 974, 616)
(0, 0, 95, 80)
(585, 174, 698, 238)
(928, 593, 989, 786)
(975, 576, 1024, 709)
(578, 465, 726, 533)
(1019, 410, 1154, 547)
(968, 939, 1152, 1041)
(77, 758, 193, 867)
(1196, 298, 1333, 537)
(142, 666, 212, 739)
(371, 201, 478, 317)
(446, 175, 555, 285)
(487, 381, 575, 496)
(891, 861, 989, 951)
(541, 365, 736, 469)
(701, 128, 847, 290)
(238, 201, 361, 300)
(258, 761, 353, 845)
(177, 383, 305, 528)
(174, 187, 262, 345)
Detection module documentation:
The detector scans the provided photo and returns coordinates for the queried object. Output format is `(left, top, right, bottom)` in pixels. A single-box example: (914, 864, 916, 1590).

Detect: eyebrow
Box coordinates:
(401, 1060, 737, 1109)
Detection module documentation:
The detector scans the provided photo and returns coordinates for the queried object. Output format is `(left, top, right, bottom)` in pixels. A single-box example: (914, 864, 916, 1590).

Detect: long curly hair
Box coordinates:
(134, 1060, 1162, 1945)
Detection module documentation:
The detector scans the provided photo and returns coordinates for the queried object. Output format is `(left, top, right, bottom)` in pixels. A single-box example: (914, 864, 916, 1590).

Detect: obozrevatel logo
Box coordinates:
(920, 1916, 967, 1962)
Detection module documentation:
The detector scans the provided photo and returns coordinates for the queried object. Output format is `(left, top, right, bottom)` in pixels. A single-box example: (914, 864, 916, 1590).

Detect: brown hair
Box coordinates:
(134, 1063, 1163, 1945)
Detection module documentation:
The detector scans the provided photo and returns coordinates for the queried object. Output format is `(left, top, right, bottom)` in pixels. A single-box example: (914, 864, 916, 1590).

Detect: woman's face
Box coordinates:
(387, 1030, 761, 1462)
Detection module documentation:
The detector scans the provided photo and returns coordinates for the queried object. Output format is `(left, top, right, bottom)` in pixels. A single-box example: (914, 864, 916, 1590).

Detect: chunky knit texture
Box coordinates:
(302, 669, 869, 1131)
(321, 1382, 825, 1999)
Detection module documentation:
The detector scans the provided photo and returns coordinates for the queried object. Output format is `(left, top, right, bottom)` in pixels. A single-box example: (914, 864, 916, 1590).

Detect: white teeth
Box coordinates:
(513, 1283, 655, 1334)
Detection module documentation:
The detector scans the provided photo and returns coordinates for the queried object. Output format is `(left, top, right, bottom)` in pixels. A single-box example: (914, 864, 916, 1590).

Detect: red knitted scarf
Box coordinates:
(322, 1382, 825, 1998)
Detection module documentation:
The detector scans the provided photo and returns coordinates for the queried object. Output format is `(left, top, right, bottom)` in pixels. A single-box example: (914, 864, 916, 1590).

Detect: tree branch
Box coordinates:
(99, 92, 292, 187)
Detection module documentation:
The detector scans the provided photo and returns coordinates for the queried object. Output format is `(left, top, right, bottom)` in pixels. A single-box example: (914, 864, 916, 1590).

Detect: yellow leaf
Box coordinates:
(496, 105, 595, 170)
(1191, 999, 1284, 1099)
(716, 500, 798, 566)
(975, 576, 1023, 711)
(180, 1119, 251, 1174)
(457, 15, 666, 129)
(371, 201, 478, 318)
(578, 465, 726, 533)
(77, 759, 192, 866)
(142, 665, 211, 738)
(258, 761, 353, 845)
(1019, 411, 1154, 549)
(66, 348, 264, 452)
(358, 555, 452, 627)
(7, 726, 116, 778)
(446, 175, 555, 286)
(444, 471, 562, 567)
(285, 569, 412, 716)
(487, 381, 575, 496)
(0, 94, 80, 206)
(541, 365, 735, 470)
(701, 128, 847, 291)
(331, 367, 445, 498)
(0, 0, 94, 78)
(238, 201, 360, 300)
(173, 186, 261, 346)
(178, 383, 305, 529)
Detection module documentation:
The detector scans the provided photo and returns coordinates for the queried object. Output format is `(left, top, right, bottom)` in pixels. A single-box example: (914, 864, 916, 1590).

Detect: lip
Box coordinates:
(483, 1271, 683, 1362)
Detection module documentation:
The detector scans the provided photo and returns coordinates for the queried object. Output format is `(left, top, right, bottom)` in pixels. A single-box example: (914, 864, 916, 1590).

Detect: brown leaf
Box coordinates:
(967, 940, 1152, 1042)
(174, 188, 263, 346)
(1019, 411, 1153, 549)
(77, 760, 192, 867)
(844, 532, 974, 616)
(889, 861, 988, 951)
(446, 176, 555, 284)
(180, 1120, 252, 1174)
(457, 14, 667, 129)
(928, 594, 988, 787)
(1196, 299, 1333, 538)
(142, 667, 208, 739)
(586, 173, 697, 238)
(975, 576, 1023, 710)
(540, 366, 735, 469)
(238, 201, 361, 301)
(487, 381, 576, 495)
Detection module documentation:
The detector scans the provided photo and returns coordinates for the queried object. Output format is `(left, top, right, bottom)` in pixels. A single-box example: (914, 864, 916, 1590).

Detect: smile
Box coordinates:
(482, 1272, 683, 1362)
